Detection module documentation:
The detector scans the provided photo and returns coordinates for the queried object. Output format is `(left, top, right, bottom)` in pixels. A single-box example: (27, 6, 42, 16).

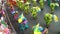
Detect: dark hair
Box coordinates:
(0, 23, 1, 25)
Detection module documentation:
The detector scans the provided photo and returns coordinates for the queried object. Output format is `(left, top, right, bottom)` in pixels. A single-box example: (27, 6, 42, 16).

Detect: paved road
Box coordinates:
(5, 2, 60, 34)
